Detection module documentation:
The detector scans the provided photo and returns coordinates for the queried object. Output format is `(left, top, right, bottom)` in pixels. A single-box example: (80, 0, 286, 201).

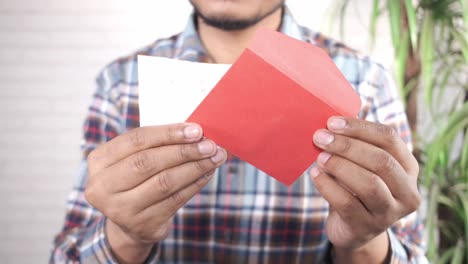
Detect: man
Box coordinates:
(51, 1, 427, 263)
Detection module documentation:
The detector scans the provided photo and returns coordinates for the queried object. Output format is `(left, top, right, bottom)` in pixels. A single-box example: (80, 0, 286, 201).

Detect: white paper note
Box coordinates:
(137, 55, 230, 127)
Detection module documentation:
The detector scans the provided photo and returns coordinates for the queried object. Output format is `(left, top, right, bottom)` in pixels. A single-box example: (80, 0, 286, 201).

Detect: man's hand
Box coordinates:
(310, 117, 420, 263)
(85, 123, 227, 264)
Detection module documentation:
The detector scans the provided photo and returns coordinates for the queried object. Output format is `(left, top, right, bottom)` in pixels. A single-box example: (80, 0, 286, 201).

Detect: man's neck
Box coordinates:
(197, 8, 283, 64)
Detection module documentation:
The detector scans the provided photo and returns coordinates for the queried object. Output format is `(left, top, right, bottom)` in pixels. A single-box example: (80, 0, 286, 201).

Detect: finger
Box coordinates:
(309, 167, 369, 219)
(129, 147, 227, 212)
(326, 117, 418, 175)
(316, 152, 396, 213)
(313, 129, 410, 199)
(88, 123, 203, 171)
(135, 162, 221, 221)
(98, 139, 219, 192)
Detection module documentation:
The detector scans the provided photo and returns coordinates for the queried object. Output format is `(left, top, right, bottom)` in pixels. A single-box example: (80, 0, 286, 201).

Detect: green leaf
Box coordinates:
(339, 0, 350, 40)
(439, 220, 458, 240)
(426, 184, 440, 260)
(438, 247, 455, 264)
(461, 128, 468, 180)
(435, 60, 462, 106)
(437, 148, 449, 183)
(438, 194, 459, 214)
(425, 103, 468, 176)
(387, 0, 402, 50)
(370, 0, 380, 49)
(327, 0, 349, 40)
(452, 183, 468, 193)
(444, 103, 468, 136)
(451, 30, 468, 63)
(395, 30, 410, 102)
(404, 0, 418, 50)
(427, 118, 468, 172)
(453, 186, 468, 259)
(420, 12, 435, 107)
(439, 194, 464, 222)
(454, 189, 468, 223)
(450, 239, 464, 264)
(461, 0, 468, 39)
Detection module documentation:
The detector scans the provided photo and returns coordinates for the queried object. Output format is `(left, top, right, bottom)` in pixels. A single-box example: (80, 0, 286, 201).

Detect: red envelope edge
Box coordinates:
(187, 27, 361, 186)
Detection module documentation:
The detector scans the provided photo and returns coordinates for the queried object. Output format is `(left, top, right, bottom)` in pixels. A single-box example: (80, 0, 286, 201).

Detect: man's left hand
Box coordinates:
(310, 116, 421, 262)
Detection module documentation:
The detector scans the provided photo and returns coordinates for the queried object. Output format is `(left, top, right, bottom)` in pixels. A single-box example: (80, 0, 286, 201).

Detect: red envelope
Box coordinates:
(187, 27, 361, 186)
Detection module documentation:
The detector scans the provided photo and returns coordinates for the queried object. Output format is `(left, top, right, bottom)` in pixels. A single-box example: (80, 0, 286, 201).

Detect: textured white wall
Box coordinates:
(0, 1, 391, 263)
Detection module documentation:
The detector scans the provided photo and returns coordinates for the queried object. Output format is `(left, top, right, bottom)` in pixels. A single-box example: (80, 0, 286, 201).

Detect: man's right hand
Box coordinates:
(85, 123, 226, 263)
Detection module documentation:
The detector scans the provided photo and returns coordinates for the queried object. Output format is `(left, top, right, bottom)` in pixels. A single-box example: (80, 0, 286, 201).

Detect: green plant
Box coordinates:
(333, 0, 468, 263)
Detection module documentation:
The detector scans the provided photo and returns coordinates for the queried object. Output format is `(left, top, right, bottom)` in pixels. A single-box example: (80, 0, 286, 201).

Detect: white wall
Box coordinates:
(0, 1, 392, 263)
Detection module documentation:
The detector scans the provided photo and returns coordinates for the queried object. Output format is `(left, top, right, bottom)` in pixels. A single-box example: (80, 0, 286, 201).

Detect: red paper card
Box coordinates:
(187, 28, 361, 185)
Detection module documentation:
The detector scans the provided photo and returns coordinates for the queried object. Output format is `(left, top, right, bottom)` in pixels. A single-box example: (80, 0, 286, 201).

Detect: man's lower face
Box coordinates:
(189, 0, 285, 31)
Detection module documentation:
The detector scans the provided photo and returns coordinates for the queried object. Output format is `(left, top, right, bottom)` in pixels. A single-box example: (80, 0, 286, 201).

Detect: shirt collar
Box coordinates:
(173, 6, 315, 61)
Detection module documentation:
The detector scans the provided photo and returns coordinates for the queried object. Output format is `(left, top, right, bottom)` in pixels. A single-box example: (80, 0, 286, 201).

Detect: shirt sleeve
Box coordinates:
(50, 67, 160, 263)
(360, 64, 428, 263)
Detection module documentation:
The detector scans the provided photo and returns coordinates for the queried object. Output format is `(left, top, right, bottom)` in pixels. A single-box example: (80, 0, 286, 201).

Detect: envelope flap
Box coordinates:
(248, 28, 361, 117)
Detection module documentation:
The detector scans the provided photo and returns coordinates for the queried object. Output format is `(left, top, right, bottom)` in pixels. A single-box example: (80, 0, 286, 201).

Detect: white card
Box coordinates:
(137, 55, 230, 127)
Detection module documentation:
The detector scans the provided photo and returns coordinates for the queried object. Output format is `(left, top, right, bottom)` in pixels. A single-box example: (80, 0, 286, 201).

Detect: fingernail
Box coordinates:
(184, 125, 201, 139)
(328, 117, 347, 130)
(211, 147, 226, 163)
(198, 140, 215, 155)
(204, 171, 215, 180)
(317, 152, 331, 165)
(314, 130, 334, 145)
(310, 167, 320, 178)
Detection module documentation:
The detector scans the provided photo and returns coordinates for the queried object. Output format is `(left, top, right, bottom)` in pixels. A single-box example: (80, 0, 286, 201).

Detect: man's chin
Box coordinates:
(192, 1, 284, 31)
(197, 15, 261, 31)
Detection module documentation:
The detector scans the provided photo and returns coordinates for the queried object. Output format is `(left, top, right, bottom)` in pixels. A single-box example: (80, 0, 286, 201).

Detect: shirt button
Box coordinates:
(229, 166, 238, 174)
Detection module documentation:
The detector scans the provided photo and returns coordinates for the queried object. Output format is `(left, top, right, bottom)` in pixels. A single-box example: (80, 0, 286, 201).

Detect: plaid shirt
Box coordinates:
(51, 9, 427, 264)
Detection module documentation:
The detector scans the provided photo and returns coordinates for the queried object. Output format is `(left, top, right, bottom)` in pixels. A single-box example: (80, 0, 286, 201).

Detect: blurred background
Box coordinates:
(0, 0, 466, 263)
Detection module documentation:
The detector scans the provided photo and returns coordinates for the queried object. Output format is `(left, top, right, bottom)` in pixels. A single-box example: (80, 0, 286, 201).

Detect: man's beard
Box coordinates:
(192, 2, 284, 31)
